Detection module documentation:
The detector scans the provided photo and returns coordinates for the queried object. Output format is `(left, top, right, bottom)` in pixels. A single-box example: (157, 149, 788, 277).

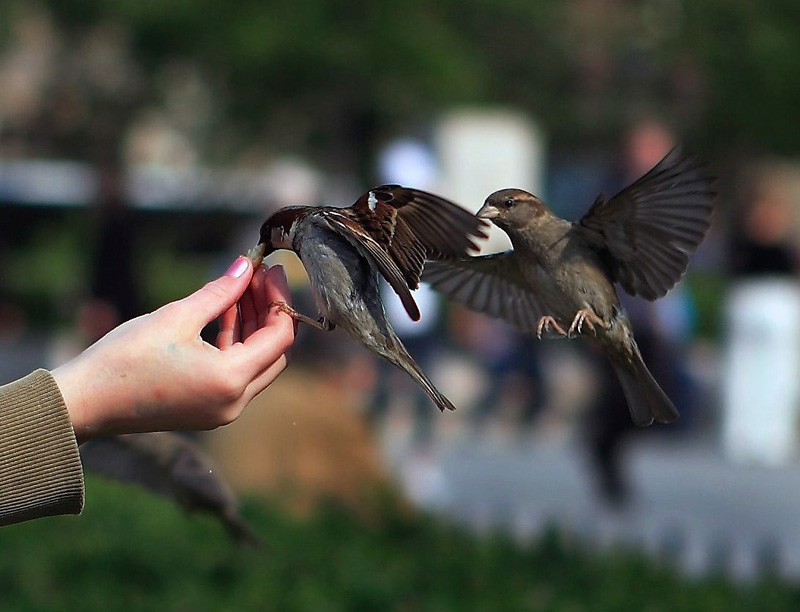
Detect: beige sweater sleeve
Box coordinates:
(0, 369, 84, 526)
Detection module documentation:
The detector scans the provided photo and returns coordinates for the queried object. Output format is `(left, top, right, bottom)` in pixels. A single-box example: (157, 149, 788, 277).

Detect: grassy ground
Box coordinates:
(0, 477, 798, 612)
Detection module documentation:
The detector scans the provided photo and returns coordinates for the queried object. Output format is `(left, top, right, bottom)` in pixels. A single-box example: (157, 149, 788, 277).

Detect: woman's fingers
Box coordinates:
(216, 303, 241, 349)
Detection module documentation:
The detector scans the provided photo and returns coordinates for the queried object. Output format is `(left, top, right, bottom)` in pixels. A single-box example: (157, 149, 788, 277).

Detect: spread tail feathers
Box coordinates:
(611, 345, 679, 426)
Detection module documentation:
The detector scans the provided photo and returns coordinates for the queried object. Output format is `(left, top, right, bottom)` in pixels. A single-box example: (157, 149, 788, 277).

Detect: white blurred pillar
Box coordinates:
(434, 109, 545, 252)
(722, 278, 800, 466)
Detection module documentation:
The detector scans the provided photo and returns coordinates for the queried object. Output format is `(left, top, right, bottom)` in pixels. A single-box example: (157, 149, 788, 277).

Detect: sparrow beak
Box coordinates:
(477, 203, 499, 219)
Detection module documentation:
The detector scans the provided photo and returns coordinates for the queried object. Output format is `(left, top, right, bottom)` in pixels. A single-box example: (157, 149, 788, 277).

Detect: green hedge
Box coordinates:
(0, 477, 797, 611)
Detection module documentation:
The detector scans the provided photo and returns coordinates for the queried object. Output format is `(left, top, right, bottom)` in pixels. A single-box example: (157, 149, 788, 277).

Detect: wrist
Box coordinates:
(51, 357, 103, 445)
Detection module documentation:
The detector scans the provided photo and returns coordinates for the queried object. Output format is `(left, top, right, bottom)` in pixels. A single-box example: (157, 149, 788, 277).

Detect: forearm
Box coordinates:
(0, 370, 84, 526)
(0, 260, 293, 527)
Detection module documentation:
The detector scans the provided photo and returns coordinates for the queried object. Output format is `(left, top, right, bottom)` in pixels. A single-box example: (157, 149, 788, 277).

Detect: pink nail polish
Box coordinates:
(224, 257, 250, 278)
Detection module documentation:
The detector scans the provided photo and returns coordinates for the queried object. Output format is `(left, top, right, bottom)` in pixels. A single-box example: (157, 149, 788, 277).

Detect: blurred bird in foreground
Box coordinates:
(423, 148, 715, 426)
(251, 185, 488, 412)
(81, 432, 259, 546)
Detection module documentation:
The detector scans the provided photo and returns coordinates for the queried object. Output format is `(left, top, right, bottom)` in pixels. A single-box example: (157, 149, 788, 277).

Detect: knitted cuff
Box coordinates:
(0, 369, 84, 526)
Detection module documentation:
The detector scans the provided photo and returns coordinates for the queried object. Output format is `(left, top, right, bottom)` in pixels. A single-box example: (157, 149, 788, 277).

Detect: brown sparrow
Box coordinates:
(423, 148, 715, 425)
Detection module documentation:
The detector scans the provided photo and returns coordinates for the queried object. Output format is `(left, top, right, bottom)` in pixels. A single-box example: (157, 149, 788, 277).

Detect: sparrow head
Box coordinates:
(258, 206, 306, 254)
(478, 189, 550, 230)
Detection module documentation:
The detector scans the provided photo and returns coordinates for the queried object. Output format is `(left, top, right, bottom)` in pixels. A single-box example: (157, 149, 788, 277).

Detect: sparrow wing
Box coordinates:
(422, 251, 560, 333)
(80, 434, 187, 501)
(575, 147, 715, 300)
(82, 433, 259, 545)
(351, 185, 489, 289)
(319, 209, 423, 321)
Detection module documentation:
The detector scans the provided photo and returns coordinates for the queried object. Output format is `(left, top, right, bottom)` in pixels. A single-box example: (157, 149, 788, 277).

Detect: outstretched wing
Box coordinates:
(575, 147, 716, 300)
(81, 433, 260, 545)
(81, 433, 235, 505)
(317, 209, 423, 320)
(325, 185, 487, 320)
(351, 185, 488, 285)
(422, 252, 560, 334)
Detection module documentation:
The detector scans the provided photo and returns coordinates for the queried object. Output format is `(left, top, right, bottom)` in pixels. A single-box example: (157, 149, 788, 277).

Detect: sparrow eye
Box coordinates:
(504, 197, 514, 208)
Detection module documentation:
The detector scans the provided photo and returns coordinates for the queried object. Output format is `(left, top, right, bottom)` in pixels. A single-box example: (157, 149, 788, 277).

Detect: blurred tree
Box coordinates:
(5, 0, 800, 171)
(684, 0, 800, 154)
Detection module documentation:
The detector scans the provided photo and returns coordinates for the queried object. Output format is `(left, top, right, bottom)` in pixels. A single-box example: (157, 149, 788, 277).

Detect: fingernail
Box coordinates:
(224, 257, 250, 279)
(270, 264, 288, 284)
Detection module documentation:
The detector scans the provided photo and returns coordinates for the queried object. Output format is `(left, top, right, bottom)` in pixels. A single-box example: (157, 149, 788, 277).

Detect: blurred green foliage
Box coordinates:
(2, 215, 90, 325)
(0, 476, 798, 611)
(686, 0, 800, 153)
(1, 209, 230, 326)
(13, 0, 800, 164)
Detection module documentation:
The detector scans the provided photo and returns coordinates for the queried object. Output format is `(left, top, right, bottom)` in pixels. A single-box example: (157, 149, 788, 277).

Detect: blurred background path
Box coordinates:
(383, 423, 800, 583)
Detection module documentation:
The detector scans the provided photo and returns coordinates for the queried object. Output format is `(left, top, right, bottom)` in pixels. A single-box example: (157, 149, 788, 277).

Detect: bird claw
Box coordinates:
(268, 301, 335, 332)
(536, 315, 567, 339)
(567, 308, 605, 338)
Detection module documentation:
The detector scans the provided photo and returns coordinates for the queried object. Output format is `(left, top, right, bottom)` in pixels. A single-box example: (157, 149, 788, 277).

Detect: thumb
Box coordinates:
(181, 257, 253, 328)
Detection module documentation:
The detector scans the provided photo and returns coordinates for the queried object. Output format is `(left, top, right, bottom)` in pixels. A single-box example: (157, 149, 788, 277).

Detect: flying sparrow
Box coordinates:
(422, 147, 715, 426)
(253, 185, 488, 412)
(81, 432, 260, 546)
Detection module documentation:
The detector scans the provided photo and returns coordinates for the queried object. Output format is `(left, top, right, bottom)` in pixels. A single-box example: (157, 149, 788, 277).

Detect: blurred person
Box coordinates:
(584, 289, 694, 505)
(723, 170, 800, 465)
(87, 161, 144, 336)
(568, 118, 694, 506)
(377, 137, 439, 191)
(0, 289, 44, 385)
(464, 313, 547, 440)
(583, 120, 700, 504)
(0, 257, 295, 526)
(50, 160, 147, 370)
(0, 211, 50, 384)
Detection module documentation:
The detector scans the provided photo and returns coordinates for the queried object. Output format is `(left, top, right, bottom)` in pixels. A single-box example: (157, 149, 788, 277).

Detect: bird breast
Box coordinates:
(526, 232, 620, 324)
(294, 220, 380, 326)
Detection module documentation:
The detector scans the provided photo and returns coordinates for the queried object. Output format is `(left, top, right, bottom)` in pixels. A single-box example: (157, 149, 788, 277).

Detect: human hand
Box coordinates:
(52, 257, 295, 444)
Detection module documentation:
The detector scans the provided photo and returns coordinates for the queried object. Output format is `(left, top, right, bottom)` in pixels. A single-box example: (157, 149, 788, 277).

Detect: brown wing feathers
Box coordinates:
(387, 187, 486, 259)
(337, 185, 487, 320)
(353, 185, 488, 289)
(577, 148, 715, 300)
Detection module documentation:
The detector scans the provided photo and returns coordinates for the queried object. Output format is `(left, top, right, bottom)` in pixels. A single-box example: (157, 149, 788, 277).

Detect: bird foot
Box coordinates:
(536, 315, 567, 339)
(567, 308, 606, 338)
(268, 301, 335, 331)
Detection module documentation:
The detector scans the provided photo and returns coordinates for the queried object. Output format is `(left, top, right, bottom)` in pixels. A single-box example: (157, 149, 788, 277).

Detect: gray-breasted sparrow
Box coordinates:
(254, 185, 488, 412)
